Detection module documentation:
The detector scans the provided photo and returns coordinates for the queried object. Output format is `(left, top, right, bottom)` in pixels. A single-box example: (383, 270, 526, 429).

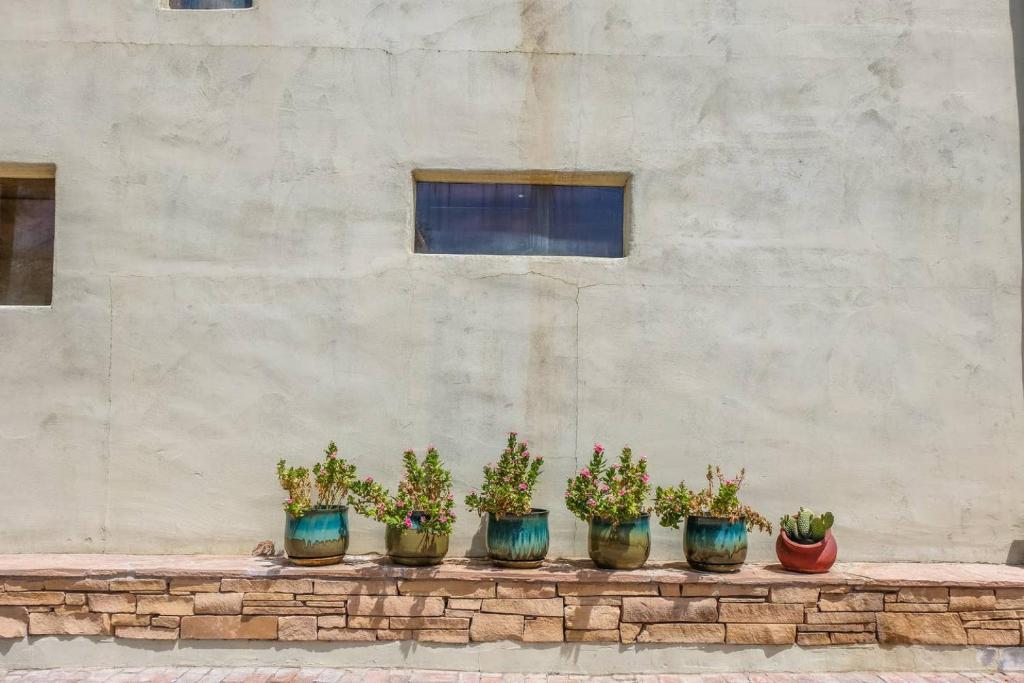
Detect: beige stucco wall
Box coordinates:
(0, 0, 1020, 562)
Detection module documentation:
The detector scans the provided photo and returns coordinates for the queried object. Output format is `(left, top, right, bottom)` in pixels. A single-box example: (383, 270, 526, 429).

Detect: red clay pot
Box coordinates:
(775, 529, 837, 573)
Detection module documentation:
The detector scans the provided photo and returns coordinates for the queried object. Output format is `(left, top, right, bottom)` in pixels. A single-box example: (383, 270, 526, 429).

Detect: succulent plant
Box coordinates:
(780, 507, 834, 544)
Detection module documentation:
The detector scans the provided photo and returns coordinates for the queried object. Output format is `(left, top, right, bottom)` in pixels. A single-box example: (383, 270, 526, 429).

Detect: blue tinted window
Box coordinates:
(415, 181, 625, 257)
(169, 0, 252, 8)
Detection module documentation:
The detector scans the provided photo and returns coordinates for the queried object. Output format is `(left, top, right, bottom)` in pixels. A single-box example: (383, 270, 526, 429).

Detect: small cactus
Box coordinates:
(780, 507, 834, 544)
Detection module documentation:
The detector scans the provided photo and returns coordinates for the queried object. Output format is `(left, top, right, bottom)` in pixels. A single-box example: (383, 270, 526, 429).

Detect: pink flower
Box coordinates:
(439, 514, 448, 523)
(286, 498, 293, 504)
(641, 474, 650, 483)
(469, 489, 477, 496)
(522, 450, 530, 457)
(510, 431, 518, 437)
(599, 484, 610, 493)
(536, 456, 543, 463)
(580, 468, 591, 479)
(403, 517, 413, 528)
(521, 440, 528, 447)
(594, 443, 604, 454)
(518, 483, 528, 491)
(619, 489, 626, 496)
(639, 456, 647, 462)
(564, 491, 570, 498)
(587, 498, 597, 507)
(419, 515, 426, 524)
(364, 476, 374, 484)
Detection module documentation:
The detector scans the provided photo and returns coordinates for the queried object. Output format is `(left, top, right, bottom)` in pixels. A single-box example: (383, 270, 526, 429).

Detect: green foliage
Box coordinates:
(277, 441, 359, 518)
(350, 446, 457, 535)
(655, 465, 773, 534)
(465, 432, 544, 518)
(780, 507, 834, 544)
(564, 444, 651, 525)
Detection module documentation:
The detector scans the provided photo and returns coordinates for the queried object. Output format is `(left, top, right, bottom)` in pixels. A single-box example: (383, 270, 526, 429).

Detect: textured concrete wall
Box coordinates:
(0, 1, 1019, 562)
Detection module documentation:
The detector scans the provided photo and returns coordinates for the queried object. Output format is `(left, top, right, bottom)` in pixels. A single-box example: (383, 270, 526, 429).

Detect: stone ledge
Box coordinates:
(1, 555, 1022, 648)
(1, 555, 1022, 588)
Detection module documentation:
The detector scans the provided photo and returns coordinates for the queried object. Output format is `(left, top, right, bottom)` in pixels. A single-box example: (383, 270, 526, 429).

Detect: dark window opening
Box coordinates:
(0, 166, 55, 306)
(414, 173, 626, 257)
(168, 0, 253, 9)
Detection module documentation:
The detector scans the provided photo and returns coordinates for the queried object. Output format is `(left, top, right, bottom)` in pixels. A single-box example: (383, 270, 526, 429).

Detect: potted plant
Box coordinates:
(565, 444, 652, 570)
(777, 507, 837, 573)
(351, 446, 456, 566)
(276, 441, 358, 566)
(465, 432, 548, 568)
(655, 465, 772, 573)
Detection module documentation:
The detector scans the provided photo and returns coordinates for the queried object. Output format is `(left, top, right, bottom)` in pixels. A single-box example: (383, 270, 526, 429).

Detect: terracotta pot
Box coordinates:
(775, 529, 837, 573)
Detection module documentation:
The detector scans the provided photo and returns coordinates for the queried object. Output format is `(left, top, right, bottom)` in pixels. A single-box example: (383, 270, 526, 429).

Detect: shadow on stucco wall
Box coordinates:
(1011, 1, 1024, 565)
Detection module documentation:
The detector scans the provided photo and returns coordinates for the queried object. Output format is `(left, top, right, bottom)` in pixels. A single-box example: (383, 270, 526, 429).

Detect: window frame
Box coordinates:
(411, 169, 631, 259)
(0, 162, 57, 308)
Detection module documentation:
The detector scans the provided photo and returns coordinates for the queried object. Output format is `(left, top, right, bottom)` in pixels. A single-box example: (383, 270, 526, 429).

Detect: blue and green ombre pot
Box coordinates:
(284, 506, 348, 566)
(588, 513, 651, 570)
(486, 509, 550, 569)
(684, 515, 748, 572)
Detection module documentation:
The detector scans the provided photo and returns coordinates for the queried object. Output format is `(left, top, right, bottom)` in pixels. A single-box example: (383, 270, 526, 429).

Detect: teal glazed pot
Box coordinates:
(684, 515, 748, 572)
(385, 512, 450, 566)
(588, 513, 651, 570)
(284, 506, 348, 566)
(486, 509, 550, 569)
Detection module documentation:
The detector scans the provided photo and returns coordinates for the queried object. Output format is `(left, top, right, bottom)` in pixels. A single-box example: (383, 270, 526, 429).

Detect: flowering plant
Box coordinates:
(655, 465, 772, 533)
(564, 444, 651, 524)
(350, 447, 456, 535)
(465, 432, 544, 518)
(276, 441, 358, 518)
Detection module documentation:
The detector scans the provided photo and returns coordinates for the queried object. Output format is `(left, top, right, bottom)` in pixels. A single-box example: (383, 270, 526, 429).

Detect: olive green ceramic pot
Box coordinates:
(385, 513, 449, 566)
(587, 513, 651, 570)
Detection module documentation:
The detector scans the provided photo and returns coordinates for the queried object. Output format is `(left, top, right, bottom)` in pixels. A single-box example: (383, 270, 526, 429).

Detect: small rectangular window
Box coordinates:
(414, 171, 628, 258)
(0, 164, 55, 306)
(168, 0, 252, 9)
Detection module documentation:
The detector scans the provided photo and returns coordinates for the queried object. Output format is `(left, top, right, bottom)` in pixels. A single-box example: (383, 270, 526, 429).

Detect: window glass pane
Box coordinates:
(168, 0, 252, 9)
(0, 176, 55, 306)
(415, 181, 625, 257)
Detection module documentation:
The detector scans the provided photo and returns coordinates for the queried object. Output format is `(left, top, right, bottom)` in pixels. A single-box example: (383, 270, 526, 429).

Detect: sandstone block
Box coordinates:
(87, 593, 136, 613)
(194, 593, 243, 615)
(169, 579, 221, 593)
(180, 615, 277, 640)
(221, 579, 312, 594)
(898, 587, 948, 603)
(397, 580, 495, 598)
(318, 628, 376, 641)
(564, 605, 619, 630)
(681, 585, 768, 598)
(805, 611, 876, 625)
(718, 602, 804, 624)
(376, 629, 412, 641)
(416, 629, 470, 643)
(470, 613, 524, 641)
(831, 632, 877, 645)
(726, 624, 796, 645)
(566, 629, 619, 642)
(318, 615, 349, 628)
(621, 597, 717, 623)
(137, 595, 194, 616)
(564, 597, 621, 606)
(659, 584, 681, 597)
(619, 622, 642, 643)
(797, 632, 830, 646)
(65, 594, 87, 606)
(347, 596, 445, 617)
(818, 592, 884, 612)
(876, 613, 967, 645)
(496, 582, 557, 599)
(995, 589, 1024, 610)
(480, 598, 563, 617)
(242, 606, 319, 615)
(115, 626, 178, 640)
(108, 579, 167, 592)
(949, 589, 996, 611)
(41, 579, 110, 592)
(962, 619, 1020, 629)
(111, 614, 150, 627)
(390, 617, 469, 630)
(448, 599, 482, 610)
(241, 593, 296, 602)
(524, 617, 564, 642)
(0, 592, 64, 606)
(279, 616, 318, 641)
(152, 616, 179, 628)
(559, 583, 658, 597)
(770, 587, 820, 604)
(636, 623, 725, 643)
(29, 612, 110, 635)
(884, 603, 947, 612)
(968, 628, 1020, 646)
(798, 623, 870, 633)
(0, 607, 28, 639)
(314, 580, 396, 596)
